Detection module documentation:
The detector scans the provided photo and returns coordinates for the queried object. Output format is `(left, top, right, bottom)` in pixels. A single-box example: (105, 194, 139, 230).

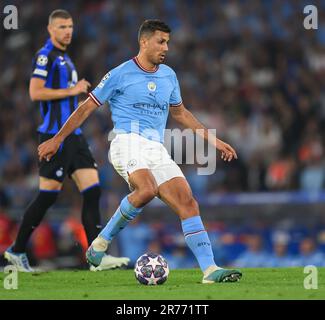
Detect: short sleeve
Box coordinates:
(89, 70, 119, 107)
(169, 74, 182, 107)
(31, 51, 52, 80)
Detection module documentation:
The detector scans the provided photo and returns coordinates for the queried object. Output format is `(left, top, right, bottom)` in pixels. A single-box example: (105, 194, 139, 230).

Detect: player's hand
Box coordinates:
(70, 78, 91, 95)
(38, 137, 62, 162)
(215, 139, 238, 162)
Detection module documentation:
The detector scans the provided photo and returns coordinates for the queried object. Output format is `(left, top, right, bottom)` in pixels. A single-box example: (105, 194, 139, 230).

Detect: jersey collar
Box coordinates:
(132, 56, 159, 73)
(45, 38, 66, 54)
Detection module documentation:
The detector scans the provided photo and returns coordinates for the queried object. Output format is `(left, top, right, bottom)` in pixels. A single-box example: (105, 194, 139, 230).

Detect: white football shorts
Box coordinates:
(109, 133, 185, 187)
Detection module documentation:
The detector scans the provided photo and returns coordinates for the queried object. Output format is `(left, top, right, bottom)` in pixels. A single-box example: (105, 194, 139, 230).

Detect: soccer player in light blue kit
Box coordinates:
(38, 20, 242, 283)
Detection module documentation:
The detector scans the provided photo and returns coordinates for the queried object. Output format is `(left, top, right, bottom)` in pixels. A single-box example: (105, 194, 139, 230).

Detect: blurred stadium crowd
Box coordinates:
(1, 0, 325, 269)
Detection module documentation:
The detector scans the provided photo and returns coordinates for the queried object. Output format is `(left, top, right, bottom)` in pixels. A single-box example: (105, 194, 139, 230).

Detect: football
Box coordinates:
(134, 252, 169, 285)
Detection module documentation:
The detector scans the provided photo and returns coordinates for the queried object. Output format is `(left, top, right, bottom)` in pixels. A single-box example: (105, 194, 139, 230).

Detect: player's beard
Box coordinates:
(149, 57, 160, 67)
(146, 51, 166, 66)
(154, 53, 166, 65)
(57, 37, 71, 50)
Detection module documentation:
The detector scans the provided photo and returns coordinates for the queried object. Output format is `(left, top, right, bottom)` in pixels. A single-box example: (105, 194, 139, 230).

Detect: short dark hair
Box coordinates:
(49, 9, 72, 24)
(138, 19, 171, 43)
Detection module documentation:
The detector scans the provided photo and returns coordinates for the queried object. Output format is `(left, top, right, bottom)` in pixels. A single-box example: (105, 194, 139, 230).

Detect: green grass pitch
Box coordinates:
(0, 268, 324, 300)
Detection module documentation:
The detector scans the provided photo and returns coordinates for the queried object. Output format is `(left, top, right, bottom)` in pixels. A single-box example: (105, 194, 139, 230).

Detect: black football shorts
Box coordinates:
(38, 133, 97, 182)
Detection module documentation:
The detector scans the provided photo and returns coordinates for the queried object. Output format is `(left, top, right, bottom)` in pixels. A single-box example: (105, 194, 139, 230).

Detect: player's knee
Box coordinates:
(39, 177, 62, 191)
(81, 184, 101, 199)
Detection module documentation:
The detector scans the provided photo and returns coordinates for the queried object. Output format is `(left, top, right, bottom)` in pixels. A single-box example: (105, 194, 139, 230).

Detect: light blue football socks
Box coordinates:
(182, 215, 216, 272)
(99, 195, 143, 241)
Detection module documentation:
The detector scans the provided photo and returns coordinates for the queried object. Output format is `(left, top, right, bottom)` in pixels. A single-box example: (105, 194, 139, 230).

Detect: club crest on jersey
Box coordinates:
(127, 159, 137, 169)
(147, 81, 156, 92)
(37, 55, 48, 66)
(55, 167, 63, 178)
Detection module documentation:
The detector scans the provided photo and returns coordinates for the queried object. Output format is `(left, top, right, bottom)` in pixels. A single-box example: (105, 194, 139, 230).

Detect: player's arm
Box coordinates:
(38, 97, 98, 161)
(29, 77, 90, 101)
(170, 103, 237, 162)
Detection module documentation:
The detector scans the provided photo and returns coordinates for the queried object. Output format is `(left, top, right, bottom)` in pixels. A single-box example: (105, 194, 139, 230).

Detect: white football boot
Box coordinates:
(89, 254, 130, 271)
(4, 247, 35, 272)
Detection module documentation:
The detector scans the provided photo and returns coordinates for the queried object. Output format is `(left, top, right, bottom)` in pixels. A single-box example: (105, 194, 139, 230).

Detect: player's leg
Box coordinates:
(87, 168, 158, 267)
(99, 168, 158, 239)
(157, 177, 215, 269)
(86, 133, 158, 266)
(157, 177, 241, 283)
(72, 167, 130, 270)
(5, 133, 73, 271)
(5, 177, 62, 272)
(71, 168, 102, 245)
(69, 134, 131, 269)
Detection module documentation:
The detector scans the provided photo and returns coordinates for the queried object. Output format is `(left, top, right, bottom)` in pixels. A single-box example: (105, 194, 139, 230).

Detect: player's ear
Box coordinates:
(139, 37, 145, 49)
(139, 35, 149, 49)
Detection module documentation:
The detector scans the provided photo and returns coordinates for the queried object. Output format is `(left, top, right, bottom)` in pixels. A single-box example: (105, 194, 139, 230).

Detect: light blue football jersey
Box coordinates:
(89, 57, 182, 143)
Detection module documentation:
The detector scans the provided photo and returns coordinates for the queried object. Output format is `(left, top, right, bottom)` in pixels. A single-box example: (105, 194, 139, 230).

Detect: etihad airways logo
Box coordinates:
(133, 102, 168, 111)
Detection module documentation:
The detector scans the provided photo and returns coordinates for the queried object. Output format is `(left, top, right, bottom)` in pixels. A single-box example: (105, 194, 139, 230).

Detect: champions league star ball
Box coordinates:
(134, 252, 169, 285)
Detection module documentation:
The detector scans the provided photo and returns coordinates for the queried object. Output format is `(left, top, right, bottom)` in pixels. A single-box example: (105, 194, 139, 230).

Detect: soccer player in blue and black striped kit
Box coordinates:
(4, 9, 129, 272)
